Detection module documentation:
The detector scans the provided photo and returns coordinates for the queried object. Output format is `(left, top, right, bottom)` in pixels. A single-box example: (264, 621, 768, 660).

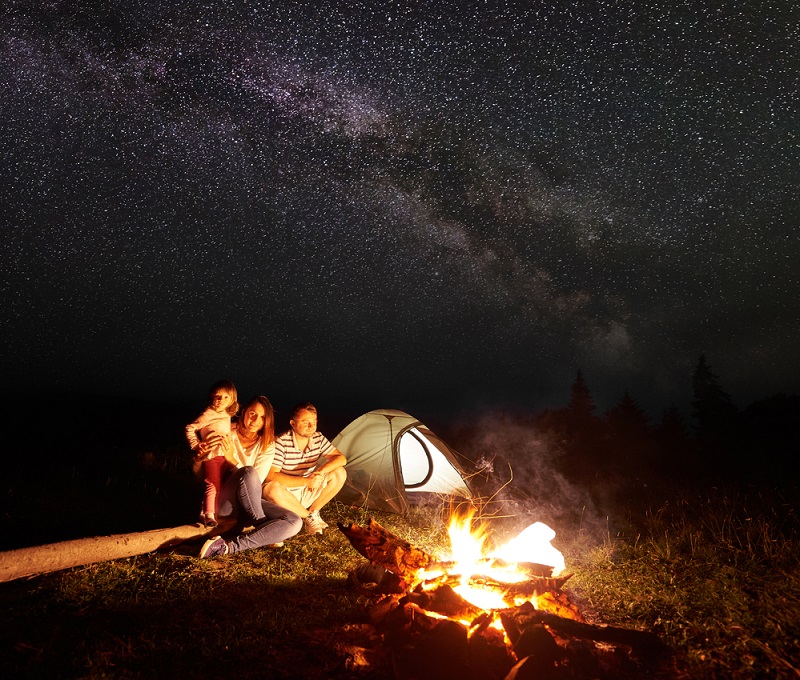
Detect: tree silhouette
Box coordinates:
(567, 369, 596, 423)
(656, 406, 695, 477)
(691, 355, 740, 477)
(544, 370, 602, 480)
(603, 390, 653, 474)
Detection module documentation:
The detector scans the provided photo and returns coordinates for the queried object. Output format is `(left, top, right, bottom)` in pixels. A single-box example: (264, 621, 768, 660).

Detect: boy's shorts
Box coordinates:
(287, 482, 325, 509)
(286, 461, 329, 508)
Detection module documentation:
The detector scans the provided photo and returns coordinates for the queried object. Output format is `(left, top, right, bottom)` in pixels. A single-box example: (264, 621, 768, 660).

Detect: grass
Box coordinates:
(0, 503, 453, 679)
(565, 487, 800, 679)
(2, 489, 800, 679)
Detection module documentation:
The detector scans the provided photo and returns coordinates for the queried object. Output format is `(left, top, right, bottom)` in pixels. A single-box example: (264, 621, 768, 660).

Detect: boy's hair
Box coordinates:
(207, 379, 240, 416)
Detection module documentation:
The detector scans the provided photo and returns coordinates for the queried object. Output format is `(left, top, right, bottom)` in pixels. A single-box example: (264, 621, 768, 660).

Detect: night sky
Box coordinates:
(2, 1, 798, 422)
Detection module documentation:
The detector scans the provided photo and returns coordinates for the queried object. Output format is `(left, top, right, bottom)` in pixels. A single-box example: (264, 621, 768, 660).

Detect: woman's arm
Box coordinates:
(191, 432, 235, 477)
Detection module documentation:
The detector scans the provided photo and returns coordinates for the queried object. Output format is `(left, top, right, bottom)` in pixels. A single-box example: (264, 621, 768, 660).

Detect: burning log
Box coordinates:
(403, 583, 483, 620)
(339, 519, 433, 586)
(499, 601, 667, 658)
(430, 559, 557, 578)
(340, 518, 674, 679)
(376, 599, 672, 680)
(420, 571, 574, 598)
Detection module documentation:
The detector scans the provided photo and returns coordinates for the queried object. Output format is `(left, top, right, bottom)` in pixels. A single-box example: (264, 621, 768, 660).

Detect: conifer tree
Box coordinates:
(691, 355, 737, 439)
(559, 370, 601, 479)
(567, 369, 596, 422)
(691, 355, 739, 475)
(603, 390, 652, 474)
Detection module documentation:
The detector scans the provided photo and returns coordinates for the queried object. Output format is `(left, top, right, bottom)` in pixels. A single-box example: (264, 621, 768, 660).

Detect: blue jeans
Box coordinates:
(217, 466, 302, 554)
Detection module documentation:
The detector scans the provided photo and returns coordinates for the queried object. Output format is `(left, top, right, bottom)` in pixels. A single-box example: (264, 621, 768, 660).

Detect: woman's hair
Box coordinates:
(243, 395, 275, 449)
(207, 379, 240, 417)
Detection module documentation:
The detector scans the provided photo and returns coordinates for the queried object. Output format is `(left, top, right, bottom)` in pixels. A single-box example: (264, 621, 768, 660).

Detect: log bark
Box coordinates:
(338, 519, 434, 584)
(429, 559, 555, 578)
(420, 572, 573, 597)
(500, 601, 667, 656)
(0, 520, 234, 583)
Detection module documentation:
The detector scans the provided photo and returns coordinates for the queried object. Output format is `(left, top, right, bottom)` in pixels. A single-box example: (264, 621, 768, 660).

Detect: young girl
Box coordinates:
(185, 379, 239, 527)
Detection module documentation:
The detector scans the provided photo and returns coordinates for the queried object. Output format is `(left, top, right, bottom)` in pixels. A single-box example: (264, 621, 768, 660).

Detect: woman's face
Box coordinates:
(241, 402, 266, 434)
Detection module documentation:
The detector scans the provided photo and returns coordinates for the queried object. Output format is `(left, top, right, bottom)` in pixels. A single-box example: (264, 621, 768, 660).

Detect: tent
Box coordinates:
(332, 409, 473, 514)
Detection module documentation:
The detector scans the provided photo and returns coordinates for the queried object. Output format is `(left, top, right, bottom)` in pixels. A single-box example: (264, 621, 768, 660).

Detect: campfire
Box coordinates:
(339, 511, 673, 680)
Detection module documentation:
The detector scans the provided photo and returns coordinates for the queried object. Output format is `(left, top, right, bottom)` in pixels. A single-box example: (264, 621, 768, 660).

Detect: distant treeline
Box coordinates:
(525, 356, 799, 487)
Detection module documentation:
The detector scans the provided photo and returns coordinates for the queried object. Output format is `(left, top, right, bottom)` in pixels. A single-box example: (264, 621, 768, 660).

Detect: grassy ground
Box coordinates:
(1, 399, 798, 678)
(565, 487, 800, 679)
(0, 504, 445, 679)
(2, 486, 799, 679)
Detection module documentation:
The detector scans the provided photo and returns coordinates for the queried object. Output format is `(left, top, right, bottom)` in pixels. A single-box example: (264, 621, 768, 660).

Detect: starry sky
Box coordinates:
(2, 1, 798, 421)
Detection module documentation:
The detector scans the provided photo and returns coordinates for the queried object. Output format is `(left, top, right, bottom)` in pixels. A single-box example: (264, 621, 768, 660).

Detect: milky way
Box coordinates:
(1, 1, 798, 418)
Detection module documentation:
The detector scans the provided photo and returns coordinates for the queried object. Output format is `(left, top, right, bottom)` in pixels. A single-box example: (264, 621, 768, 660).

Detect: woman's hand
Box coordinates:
(217, 435, 235, 465)
(196, 432, 228, 460)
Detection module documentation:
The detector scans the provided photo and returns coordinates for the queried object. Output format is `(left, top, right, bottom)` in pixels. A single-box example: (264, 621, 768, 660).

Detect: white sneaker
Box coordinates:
(310, 511, 328, 529)
(303, 513, 325, 535)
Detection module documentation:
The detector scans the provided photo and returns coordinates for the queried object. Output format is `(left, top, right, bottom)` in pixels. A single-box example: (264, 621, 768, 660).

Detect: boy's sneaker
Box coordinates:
(303, 512, 325, 535)
(199, 536, 229, 558)
(310, 511, 328, 529)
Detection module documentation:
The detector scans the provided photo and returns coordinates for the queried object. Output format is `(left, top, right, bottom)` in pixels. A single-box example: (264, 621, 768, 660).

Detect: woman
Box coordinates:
(193, 395, 302, 557)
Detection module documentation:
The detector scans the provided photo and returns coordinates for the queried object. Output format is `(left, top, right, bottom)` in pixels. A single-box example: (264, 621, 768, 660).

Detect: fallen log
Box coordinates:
(0, 520, 234, 583)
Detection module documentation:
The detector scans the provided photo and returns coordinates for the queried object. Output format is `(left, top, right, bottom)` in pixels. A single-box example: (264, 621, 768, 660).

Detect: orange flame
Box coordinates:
(424, 508, 566, 611)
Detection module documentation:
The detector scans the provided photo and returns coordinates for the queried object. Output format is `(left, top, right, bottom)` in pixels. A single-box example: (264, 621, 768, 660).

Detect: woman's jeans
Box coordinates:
(217, 466, 302, 553)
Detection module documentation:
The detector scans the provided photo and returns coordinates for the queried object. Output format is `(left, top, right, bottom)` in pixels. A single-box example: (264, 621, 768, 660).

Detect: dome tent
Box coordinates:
(332, 409, 473, 514)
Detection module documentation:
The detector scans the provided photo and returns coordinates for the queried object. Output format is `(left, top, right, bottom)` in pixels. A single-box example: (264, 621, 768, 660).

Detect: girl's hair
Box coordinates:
(242, 395, 275, 449)
(207, 379, 240, 417)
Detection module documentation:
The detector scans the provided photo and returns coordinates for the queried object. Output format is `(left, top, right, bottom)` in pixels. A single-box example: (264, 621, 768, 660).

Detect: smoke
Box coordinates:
(451, 410, 608, 548)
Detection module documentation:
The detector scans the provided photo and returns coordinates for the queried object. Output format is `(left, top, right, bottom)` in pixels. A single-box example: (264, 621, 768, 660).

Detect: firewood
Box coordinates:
(429, 559, 555, 578)
(338, 519, 433, 584)
(420, 572, 573, 599)
(500, 601, 667, 657)
(347, 561, 405, 594)
(402, 583, 483, 620)
(467, 623, 516, 679)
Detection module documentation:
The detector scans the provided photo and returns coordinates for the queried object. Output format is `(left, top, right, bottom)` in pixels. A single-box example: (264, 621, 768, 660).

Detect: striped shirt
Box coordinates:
(273, 430, 334, 477)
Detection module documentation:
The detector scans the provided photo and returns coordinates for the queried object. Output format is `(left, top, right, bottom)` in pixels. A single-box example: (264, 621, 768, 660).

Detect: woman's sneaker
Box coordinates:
(199, 536, 229, 558)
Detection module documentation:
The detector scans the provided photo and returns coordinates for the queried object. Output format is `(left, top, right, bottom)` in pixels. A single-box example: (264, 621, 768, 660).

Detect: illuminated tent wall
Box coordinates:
(332, 409, 473, 514)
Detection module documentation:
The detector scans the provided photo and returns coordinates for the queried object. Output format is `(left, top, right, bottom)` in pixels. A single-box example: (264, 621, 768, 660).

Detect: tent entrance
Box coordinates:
(398, 429, 434, 488)
(398, 426, 470, 495)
